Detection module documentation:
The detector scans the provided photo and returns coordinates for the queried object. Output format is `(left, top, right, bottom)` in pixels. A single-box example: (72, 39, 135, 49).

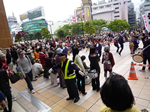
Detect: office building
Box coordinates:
(139, 0, 150, 27)
(92, 0, 129, 23)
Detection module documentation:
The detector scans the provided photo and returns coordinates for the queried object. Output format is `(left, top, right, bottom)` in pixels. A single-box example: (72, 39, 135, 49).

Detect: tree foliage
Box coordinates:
(91, 19, 108, 33)
(108, 19, 130, 32)
(57, 30, 64, 38)
(84, 21, 96, 35)
(34, 32, 42, 40)
(71, 22, 83, 35)
(41, 27, 52, 39)
(132, 25, 138, 29)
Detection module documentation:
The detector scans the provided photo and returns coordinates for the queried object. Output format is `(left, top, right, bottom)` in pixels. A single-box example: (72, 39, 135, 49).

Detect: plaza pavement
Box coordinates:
(1, 41, 150, 112)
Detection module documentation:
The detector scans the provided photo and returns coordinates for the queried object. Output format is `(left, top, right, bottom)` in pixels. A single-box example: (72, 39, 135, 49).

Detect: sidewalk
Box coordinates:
(4, 42, 150, 112)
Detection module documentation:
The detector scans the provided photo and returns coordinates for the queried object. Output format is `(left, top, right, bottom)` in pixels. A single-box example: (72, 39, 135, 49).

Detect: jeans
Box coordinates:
(25, 70, 33, 91)
(142, 55, 150, 70)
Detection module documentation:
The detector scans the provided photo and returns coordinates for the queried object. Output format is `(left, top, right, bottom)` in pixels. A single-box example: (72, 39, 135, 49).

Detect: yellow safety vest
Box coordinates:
(61, 60, 76, 79)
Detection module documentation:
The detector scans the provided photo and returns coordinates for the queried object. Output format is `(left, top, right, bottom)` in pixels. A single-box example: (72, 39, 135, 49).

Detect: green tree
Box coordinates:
(91, 19, 108, 33)
(108, 19, 130, 32)
(71, 22, 83, 35)
(41, 27, 52, 39)
(84, 21, 96, 35)
(61, 24, 71, 37)
(57, 29, 64, 38)
(29, 34, 33, 40)
(132, 25, 138, 29)
(34, 32, 42, 40)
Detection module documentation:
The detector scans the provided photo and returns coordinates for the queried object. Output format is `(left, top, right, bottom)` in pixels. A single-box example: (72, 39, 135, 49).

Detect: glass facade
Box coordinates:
(22, 19, 47, 34)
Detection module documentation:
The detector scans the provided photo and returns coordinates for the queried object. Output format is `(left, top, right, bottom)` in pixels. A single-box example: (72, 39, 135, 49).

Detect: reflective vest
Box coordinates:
(61, 60, 76, 79)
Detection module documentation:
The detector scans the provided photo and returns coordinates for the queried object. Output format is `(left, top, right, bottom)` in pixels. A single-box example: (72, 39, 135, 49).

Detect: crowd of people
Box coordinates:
(0, 28, 150, 111)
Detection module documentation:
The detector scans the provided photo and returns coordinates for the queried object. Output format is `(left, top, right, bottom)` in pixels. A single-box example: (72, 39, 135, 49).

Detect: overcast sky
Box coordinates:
(3, 0, 142, 22)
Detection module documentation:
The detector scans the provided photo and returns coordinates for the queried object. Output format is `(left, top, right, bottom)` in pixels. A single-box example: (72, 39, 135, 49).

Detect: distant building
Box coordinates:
(139, 0, 150, 28)
(128, 2, 136, 27)
(7, 13, 18, 28)
(92, 0, 129, 23)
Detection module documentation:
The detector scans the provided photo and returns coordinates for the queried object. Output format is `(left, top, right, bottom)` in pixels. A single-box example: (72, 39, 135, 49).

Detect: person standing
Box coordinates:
(89, 47, 100, 92)
(74, 48, 87, 95)
(132, 36, 139, 53)
(39, 47, 48, 79)
(0, 60, 12, 112)
(102, 46, 115, 80)
(140, 32, 150, 72)
(55, 48, 66, 88)
(17, 50, 35, 94)
(49, 53, 85, 103)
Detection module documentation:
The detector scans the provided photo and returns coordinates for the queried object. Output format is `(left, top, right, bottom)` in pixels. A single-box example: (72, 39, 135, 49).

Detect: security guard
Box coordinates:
(49, 53, 84, 103)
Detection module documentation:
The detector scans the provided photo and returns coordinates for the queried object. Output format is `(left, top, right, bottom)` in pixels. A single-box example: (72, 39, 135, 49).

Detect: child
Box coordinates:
(102, 46, 115, 80)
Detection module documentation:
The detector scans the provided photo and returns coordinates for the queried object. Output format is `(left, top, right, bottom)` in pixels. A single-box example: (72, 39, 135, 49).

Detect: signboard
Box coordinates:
(20, 13, 28, 21)
(19, 6, 44, 21)
(22, 19, 47, 34)
(92, 8, 115, 15)
(76, 8, 85, 22)
(28, 8, 42, 20)
(84, 5, 91, 21)
(145, 11, 150, 32)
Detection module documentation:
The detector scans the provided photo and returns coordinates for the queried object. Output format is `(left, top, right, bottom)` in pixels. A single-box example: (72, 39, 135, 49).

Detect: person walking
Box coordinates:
(17, 50, 35, 94)
(49, 53, 85, 103)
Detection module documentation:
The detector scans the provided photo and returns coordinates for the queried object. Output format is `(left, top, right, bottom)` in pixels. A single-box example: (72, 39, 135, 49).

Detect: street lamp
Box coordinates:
(48, 21, 53, 39)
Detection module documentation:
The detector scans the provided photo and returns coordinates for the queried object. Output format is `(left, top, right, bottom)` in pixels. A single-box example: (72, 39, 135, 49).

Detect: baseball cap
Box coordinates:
(18, 50, 24, 55)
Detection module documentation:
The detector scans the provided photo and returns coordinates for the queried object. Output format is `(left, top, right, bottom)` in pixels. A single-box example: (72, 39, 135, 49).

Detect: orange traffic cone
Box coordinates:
(128, 62, 138, 80)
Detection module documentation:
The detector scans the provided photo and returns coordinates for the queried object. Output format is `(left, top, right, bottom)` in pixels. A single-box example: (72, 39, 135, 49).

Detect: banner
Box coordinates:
(142, 14, 148, 32)
(145, 11, 150, 32)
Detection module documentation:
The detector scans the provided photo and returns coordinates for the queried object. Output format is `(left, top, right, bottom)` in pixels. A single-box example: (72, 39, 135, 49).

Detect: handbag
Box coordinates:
(10, 72, 21, 84)
(87, 69, 98, 79)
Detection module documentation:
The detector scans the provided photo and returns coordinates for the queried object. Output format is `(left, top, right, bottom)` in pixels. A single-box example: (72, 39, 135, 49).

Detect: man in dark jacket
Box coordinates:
(140, 32, 150, 71)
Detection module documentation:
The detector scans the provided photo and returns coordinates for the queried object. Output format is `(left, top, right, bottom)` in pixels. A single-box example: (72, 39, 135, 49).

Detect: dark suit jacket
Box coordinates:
(6, 52, 11, 65)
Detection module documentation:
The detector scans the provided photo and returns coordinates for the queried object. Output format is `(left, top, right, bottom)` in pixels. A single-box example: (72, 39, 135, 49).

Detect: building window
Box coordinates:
(99, 6, 104, 9)
(114, 11, 119, 14)
(114, 3, 119, 5)
(115, 7, 119, 9)
(105, 5, 111, 8)
(114, 15, 119, 18)
(93, 7, 98, 10)
(144, 4, 150, 7)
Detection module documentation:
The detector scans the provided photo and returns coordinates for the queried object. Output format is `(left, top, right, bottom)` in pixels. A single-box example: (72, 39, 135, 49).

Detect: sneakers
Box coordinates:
(12, 96, 17, 101)
(31, 90, 35, 94)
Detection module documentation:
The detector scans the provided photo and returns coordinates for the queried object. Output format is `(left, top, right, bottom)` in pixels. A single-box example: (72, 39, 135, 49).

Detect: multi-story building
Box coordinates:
(128, 2, 136, 27)
(7, 13, 18, 28)
(92, 0, 129, 23)
(139, 0, 150, 28)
